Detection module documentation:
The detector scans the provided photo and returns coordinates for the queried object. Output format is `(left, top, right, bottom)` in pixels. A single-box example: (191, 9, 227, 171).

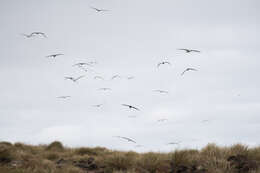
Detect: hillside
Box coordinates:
(0, 141, 259, 173)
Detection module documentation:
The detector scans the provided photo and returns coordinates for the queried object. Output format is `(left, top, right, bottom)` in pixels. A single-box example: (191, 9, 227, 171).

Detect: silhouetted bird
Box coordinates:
(90, 6, 109, 12)
(178, 49, 200, 53)
(65, 76, 85, 82)
(111, 75, 121, 80)
(21, 32, 47, 38)
(181, 68, 197, 75)
(153, 90, 169, 94)
(122, 104, 140, 111)
(93, 104, 103, 107)
(46, 54, 64, 58)
(113, 136, 136, 143)
(157, 61, 171, 68)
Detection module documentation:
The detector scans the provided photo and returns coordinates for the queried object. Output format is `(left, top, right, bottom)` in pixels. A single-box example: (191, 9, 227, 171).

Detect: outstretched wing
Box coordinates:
(75, 75, 85, 81)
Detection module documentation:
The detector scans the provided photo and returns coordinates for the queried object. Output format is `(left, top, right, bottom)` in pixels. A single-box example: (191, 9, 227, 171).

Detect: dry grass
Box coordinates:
(0, 141, 259, 173)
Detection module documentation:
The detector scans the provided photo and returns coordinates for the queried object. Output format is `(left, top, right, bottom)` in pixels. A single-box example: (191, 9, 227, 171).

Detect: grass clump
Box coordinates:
(46, 141, 64, 152)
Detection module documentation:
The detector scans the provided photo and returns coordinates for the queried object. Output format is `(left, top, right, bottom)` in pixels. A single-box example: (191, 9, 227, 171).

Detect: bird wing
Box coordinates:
(157, 63, 162, 67)
(181, 69, 188, 75)
(178, 48, 189, 52)
(121, 137, 136, 143)
(122, 104, 131, 107)
(131, 106, 140, 111)
(188, 68, 197, 71)
(75, 75, 85, 81)
(190, 49, 200, 52)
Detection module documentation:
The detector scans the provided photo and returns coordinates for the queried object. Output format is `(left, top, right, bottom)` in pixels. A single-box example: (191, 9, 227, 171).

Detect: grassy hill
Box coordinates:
(0, 141, 259, 173)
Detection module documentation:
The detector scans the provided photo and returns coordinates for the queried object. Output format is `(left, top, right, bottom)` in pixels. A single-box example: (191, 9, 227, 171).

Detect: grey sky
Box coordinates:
(0, 0, 259, 152)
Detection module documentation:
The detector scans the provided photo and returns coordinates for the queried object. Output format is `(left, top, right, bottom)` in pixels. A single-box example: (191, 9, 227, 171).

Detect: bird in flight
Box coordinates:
(111, 75, 121, 80)
(65, 76, 85, 82)
(178, 49, 200, 53)
(127, 76, 135, 80)
(46, 54, 64, 58)
(90, 6, 109, 12)
(113, 136, 136, 143)
(157, 61, 171, 68)
(99, 88, 111, 91)
(57, 96, 71, 99)
(93, 104, 103, 108)
(157, 119, 168, 122)
(153, 90, 169, 94)
(181, 68, 198, 75)
(122, 104, 140, 111)
(94, 76, 104, 80)
(73, 63, 88, 67)
(167, 142, 181, 145)
(21, 32, 47, 38)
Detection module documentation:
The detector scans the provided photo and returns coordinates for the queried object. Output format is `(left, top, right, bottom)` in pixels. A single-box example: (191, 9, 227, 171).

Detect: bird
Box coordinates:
(122, 104, 140, 111)
(153, 90, 169, 94)
(65, 76, 85, 82)
(94, 76, 104, 80)
(178, 49, 200, 53)
(46, 54, 64, 58)
(167, 141, 181, 145)
(99, 88, 111, 91)
(113, 136, 136, 143)
(157, 61, 171, 68)
(73, 63, 88, 67)
(201, 120, 210, 123)
(93, 104, 103, 108)
(21, 32, 47, 38)
(57, 96, 71, 99)
(127, 76, 135, 80)
(135, 145, 144, 148)
(90, 6, 109, 12)
(157, 119, 168, 122)
(181, 68, 198, 75)
(111, 75, 121, 80)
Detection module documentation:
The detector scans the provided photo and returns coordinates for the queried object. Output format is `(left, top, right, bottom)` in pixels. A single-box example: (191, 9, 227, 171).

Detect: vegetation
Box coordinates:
(0, 141, 259, 173)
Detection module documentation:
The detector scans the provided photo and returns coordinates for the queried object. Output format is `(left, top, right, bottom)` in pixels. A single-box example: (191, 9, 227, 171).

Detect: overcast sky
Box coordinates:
(0, 0, 259, 152)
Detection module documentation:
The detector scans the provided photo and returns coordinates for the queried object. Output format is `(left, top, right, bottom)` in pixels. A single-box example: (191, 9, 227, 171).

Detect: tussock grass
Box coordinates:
(0, 141, 259, 173)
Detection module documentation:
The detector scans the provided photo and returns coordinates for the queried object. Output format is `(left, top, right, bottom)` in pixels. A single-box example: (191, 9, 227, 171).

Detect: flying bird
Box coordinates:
(178, 49, 200, 53)
(73, 63, 88, 67)
(46, 54, 64, 58)
(153, 90, 169, 94)
(122, 104, 140, 111)
(111, 75, 121, 80)
(167, 141, 181, 145)
(113, 136, 136, 143)
(93, 104, 103, 108)
(127, 76, 135, 80)
(157, 61, 171, 68)
(181, 68, 198, 75)
(57, 96, 71, 99)
(90, 6, 109, 12)
(94, 76, 104, 80)
(65, 76, 85, 82)
(21, 32, 47, 38)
